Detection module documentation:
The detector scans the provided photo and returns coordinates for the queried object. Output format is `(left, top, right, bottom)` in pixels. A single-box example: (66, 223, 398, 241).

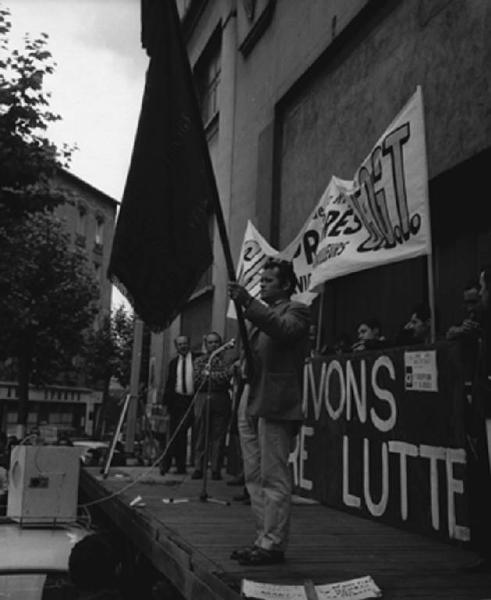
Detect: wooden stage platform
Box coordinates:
(80, 466, 491, 600)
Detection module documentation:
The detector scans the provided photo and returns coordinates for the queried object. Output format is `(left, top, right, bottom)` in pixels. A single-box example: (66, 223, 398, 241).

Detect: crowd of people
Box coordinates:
(322, 278, 486, 358)
(324, 302, 433, 356)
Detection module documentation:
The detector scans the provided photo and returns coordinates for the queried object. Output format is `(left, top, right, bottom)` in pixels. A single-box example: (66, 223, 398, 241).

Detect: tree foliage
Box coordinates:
(0, 4, 73, 217)
(0, 210, 100, 381)
(82, 307, 134, 437)
(0, 4, 99, 427)
(112, 306, 135, 388)
(83, 306, 134, 391)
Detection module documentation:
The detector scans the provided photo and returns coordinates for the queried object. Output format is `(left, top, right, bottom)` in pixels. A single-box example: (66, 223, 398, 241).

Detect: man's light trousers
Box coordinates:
(238, 384, 297, 552)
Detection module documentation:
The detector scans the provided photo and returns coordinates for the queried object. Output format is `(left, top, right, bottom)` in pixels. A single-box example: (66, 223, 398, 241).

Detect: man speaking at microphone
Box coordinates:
(228, 257, 311, 566)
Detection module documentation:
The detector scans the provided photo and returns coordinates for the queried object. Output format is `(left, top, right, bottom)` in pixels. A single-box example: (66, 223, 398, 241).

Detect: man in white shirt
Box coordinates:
(161, 335, 195, 474)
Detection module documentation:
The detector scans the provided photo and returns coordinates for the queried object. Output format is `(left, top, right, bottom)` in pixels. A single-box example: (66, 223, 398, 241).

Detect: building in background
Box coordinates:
(144, 0, 490, 401)
(55, 169, 117, 321)
(0, 170, 118, 437)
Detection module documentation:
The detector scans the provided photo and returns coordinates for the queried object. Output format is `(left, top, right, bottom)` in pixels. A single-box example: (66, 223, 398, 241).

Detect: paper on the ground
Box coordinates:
(241, 576, 382, 600)
(241, 580, 307, 600)
(315, 576, 382, 599)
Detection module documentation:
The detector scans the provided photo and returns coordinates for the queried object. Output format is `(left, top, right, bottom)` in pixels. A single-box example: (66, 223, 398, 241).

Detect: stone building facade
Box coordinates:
(54, 169, 117, 320)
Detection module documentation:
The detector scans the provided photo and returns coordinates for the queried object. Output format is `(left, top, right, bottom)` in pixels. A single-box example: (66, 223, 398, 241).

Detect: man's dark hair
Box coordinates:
(332, 332, 352, 353)
(412, 303, 431, 322)
(359, 317, 382, 332)
(69, 534, 120, 592)
(206, 331, 223, 344)
(263, 257, 297, 295)
(464, 280, 480, 292)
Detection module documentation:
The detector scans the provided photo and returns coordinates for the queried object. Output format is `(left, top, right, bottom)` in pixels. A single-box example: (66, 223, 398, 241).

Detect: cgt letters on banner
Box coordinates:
(308, 87, 431, 290)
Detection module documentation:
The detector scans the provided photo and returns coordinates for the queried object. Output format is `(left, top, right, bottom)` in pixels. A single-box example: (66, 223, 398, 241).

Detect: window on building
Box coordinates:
(76, 205, 87, 246)
(49, 412, 60, 424)
(94, 262, 102, 282)
(95, 216, 104, 246)
(60, 412, 73, 425)
(194, 27, 222, 127)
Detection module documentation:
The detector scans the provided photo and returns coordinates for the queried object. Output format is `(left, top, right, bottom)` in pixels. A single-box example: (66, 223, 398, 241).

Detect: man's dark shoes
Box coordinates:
(460, 557, 491, 573)
(238, 547, 285, 566)
(211, 471, 222, 480)
(175, 467, 187, 475)
(232, 489, 250, 504)
(191, 469, 203, 480)
(230, 545, 256, 561)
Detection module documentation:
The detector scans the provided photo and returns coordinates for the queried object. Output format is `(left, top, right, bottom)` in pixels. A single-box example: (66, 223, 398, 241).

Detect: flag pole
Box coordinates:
(316, 286, 325, 353)
(168, 0, 254, 376)
(418, 85, 436, 343)
(426, 254, 436, 343)
(211, 189, 255, 377)
(125, 317, 144, 453)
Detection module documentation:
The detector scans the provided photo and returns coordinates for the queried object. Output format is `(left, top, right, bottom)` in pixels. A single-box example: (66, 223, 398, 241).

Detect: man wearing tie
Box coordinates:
(160, 335, 195, 475)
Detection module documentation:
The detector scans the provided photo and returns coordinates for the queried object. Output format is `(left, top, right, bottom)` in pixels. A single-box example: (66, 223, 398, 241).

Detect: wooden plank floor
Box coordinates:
(80, 467, 491, 600)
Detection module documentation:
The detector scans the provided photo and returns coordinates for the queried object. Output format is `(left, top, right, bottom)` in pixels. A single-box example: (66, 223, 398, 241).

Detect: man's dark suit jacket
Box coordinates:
(244, 297, 310, 421)
(163, 353, 195, 408)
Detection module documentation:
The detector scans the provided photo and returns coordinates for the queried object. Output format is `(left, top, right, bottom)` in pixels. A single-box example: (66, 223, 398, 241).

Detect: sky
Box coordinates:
(7, 0, 149, 310)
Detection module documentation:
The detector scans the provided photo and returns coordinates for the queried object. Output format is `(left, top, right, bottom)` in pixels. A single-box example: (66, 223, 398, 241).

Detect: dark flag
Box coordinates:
(108, 0, 214, 331)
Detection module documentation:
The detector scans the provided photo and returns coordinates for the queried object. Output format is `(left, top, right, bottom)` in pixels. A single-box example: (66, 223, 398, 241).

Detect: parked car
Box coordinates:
(71, 439, 109, 467)
(0, 517, 90, 599)
(71, 439, 127, 468)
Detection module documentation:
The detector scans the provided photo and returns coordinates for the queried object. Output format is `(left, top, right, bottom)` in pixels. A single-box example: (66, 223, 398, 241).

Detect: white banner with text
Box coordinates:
(309, 87, 431, 289)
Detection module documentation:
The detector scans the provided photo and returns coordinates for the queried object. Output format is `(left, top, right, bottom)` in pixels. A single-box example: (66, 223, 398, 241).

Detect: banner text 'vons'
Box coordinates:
(290, 345, 469, 543)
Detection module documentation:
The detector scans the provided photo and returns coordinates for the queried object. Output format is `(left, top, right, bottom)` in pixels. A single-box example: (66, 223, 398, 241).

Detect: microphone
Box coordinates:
(210, 338, 235, 359)
(207, 338, 236, 364)
(223, 338, 236, 350)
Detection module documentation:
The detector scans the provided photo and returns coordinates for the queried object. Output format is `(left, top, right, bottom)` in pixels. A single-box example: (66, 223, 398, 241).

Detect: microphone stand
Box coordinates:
(199, 340, 234, 506)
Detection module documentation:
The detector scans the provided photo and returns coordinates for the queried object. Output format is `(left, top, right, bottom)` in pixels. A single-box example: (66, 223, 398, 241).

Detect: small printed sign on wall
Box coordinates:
(404, 350, 438, 392)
